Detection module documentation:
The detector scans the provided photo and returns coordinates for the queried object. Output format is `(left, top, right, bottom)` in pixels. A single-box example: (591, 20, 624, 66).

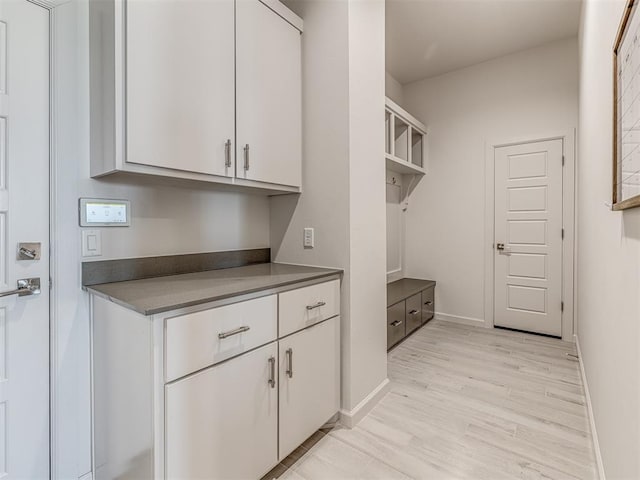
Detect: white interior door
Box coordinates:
(236, 0, 302, 188)
(0, 1, 50, 477)
(494, 139, 563, 337)
(126, 0, 235, 177)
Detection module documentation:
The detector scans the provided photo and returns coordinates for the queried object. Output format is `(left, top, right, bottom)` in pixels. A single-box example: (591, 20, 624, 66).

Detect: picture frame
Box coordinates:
(613, 0, 640, 210)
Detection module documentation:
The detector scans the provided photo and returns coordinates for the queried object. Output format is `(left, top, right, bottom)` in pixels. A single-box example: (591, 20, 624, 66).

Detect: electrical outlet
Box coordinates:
(303, 227, 314, 248)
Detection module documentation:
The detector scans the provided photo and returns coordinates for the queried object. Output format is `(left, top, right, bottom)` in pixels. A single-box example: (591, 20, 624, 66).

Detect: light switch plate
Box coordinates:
(82, 229, 102, 257)
(303, 227, 314, 248)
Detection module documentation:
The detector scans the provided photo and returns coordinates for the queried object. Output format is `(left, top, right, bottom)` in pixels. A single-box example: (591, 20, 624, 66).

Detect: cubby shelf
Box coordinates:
(384, 97, 428, 177)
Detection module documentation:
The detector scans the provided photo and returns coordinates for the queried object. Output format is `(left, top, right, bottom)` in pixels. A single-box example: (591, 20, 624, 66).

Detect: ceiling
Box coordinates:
(386, 0, 582, 84)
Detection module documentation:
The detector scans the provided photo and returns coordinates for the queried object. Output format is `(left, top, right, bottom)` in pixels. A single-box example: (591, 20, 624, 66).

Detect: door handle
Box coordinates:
(224, 139, 232, 168)
(268, 356, 276, 388)
(243, 144, 250, 171)
(285, 348, 293, 378)
(496, 243, 512, 255)
(390, 320, 403, 327)
(424, 301, 433, 306)
(0, 278, 41, 299)
(408, 309, 419, 315)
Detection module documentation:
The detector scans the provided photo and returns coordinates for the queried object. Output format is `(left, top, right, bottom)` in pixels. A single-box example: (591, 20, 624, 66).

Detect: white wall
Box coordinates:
(54, 1, 270, 477)
(271, 0, 387, 414)
(578, 2, 640, 478)
(402, 38, 578, 325)
(385, 71, 404, 106)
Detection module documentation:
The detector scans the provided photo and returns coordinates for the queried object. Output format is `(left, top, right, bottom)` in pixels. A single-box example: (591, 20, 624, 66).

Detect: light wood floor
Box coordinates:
(264, 320, 598, 480)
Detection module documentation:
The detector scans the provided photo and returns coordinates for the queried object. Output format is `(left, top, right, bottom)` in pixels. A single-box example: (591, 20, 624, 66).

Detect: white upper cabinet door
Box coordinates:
(236, 0, 302, 188)
(279, 317, 340, 460)
(125, 0, 235, 177)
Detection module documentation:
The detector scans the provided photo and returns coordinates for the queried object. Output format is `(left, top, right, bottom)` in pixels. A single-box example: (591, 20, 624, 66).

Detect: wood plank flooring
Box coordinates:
(264, 320, 597, 480)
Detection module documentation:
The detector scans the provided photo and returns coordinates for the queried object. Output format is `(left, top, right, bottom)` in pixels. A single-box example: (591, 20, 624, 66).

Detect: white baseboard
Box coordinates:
(339, 378, 390, 428)
(435, 312, 487, 328)
(575, 335, 606, 480)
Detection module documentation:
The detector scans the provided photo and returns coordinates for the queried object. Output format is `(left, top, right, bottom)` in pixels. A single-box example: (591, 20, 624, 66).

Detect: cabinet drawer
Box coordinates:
(279, 279, 340, 337)
(405, 293, 422, 334)
(422, 287, 435, 323)
(165, 295, 277, 382)
(387, 301, 405, 350)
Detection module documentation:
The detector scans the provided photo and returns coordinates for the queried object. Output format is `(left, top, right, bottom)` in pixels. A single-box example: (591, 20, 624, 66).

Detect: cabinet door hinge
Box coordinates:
(561, 228, 565, 239)
(562, 155, 565, 166)
(561, 301, 564, 312)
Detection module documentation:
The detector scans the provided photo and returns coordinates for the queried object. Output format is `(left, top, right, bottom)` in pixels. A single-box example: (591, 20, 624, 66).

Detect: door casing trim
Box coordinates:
(484, 129, 576, 342)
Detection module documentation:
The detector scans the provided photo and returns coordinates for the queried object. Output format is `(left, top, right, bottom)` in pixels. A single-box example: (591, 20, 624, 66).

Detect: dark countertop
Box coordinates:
(387, 278, 436, 307)
(87, 263, 342, 316)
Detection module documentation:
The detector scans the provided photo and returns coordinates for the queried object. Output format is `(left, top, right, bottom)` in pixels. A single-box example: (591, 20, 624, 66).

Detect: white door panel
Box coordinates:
(236, 0, 302, 188)
(279, 317, 340, 461)
(126, 0, 235, 178)
(494, 139, 562, 336)
(165, 342, 278, 480)
(0, 1, 49, 477)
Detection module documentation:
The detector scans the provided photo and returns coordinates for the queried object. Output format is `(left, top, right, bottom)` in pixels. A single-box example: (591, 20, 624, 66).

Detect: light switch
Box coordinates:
(82, 229, 102, 257)
(303, 227, 314, 248)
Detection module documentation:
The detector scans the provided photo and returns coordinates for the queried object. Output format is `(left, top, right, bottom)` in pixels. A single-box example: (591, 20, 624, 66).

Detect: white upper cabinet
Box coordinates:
(89, 0, 303, 194)
(236, 0, 302, 188)
(126, 0, 235, 178)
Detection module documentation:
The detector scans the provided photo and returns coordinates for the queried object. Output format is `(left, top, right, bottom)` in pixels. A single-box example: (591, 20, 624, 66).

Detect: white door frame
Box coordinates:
(484, 129, 576, 341)
(24, 0, 58, 476)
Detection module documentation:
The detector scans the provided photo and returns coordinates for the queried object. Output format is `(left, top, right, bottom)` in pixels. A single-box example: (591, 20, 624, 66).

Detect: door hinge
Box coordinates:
(561, 301, 564, 312)
(561, 228, 564, 239)
(562, 155, 565, 166)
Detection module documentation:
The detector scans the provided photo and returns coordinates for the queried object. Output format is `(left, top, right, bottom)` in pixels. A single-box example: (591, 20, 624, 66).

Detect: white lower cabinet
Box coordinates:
(91, 277, 340, 480)
(165, 342, 278, 480)
(278, 317, 340, 460)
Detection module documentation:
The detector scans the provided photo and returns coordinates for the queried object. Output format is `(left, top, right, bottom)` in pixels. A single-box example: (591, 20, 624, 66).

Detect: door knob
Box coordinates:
(496, 243, 505, 251)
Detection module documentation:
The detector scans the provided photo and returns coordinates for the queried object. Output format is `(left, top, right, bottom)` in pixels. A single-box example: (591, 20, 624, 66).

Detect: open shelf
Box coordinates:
(384, 97, 427, 178)
(385, 154, 426, 176)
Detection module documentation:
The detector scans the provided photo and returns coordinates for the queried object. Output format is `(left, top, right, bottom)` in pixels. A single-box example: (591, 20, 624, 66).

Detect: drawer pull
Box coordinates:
(285, 348, 294, 378)
(268, 356, 276, 388)
(424, 301, 433, 306)
(391, 320, 403, 327)
(306, 301, 326, 310)
(409, 309, 419, 315)
(218, 326, 250, 339)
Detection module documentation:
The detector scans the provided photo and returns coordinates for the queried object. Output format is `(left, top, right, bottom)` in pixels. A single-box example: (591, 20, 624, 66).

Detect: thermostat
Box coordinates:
(79, 198, 130, 227)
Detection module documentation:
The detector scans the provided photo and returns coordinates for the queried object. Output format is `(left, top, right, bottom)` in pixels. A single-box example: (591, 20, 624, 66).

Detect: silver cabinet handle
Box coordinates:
(424, 301, 433, 306)
(391, 320, 403, 327)
(224, 139, 232, 168)
(268, 356, 276, 388)
(306, 301, 326, 310)
(0, 277, 41, 299)
(409, 309, 419, 315)
(285, 348, 293, 378)
(218, 325, 250, 339)
(244, 144, 250, 171)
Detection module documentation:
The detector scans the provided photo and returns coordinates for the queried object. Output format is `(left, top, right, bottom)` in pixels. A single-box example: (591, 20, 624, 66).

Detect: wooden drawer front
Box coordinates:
(387, 301, 405, 349)
(279, 279, 340, 337)
(422, 287, 435, 323)
(165, 295, 277, 382)
(405, 293, 422, 334)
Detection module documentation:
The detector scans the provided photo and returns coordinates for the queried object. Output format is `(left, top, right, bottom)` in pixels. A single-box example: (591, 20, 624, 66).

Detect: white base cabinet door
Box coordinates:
(278, 317, 340, 460)
(236, 0, 302, 188)
(165, 342, 278, 479)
